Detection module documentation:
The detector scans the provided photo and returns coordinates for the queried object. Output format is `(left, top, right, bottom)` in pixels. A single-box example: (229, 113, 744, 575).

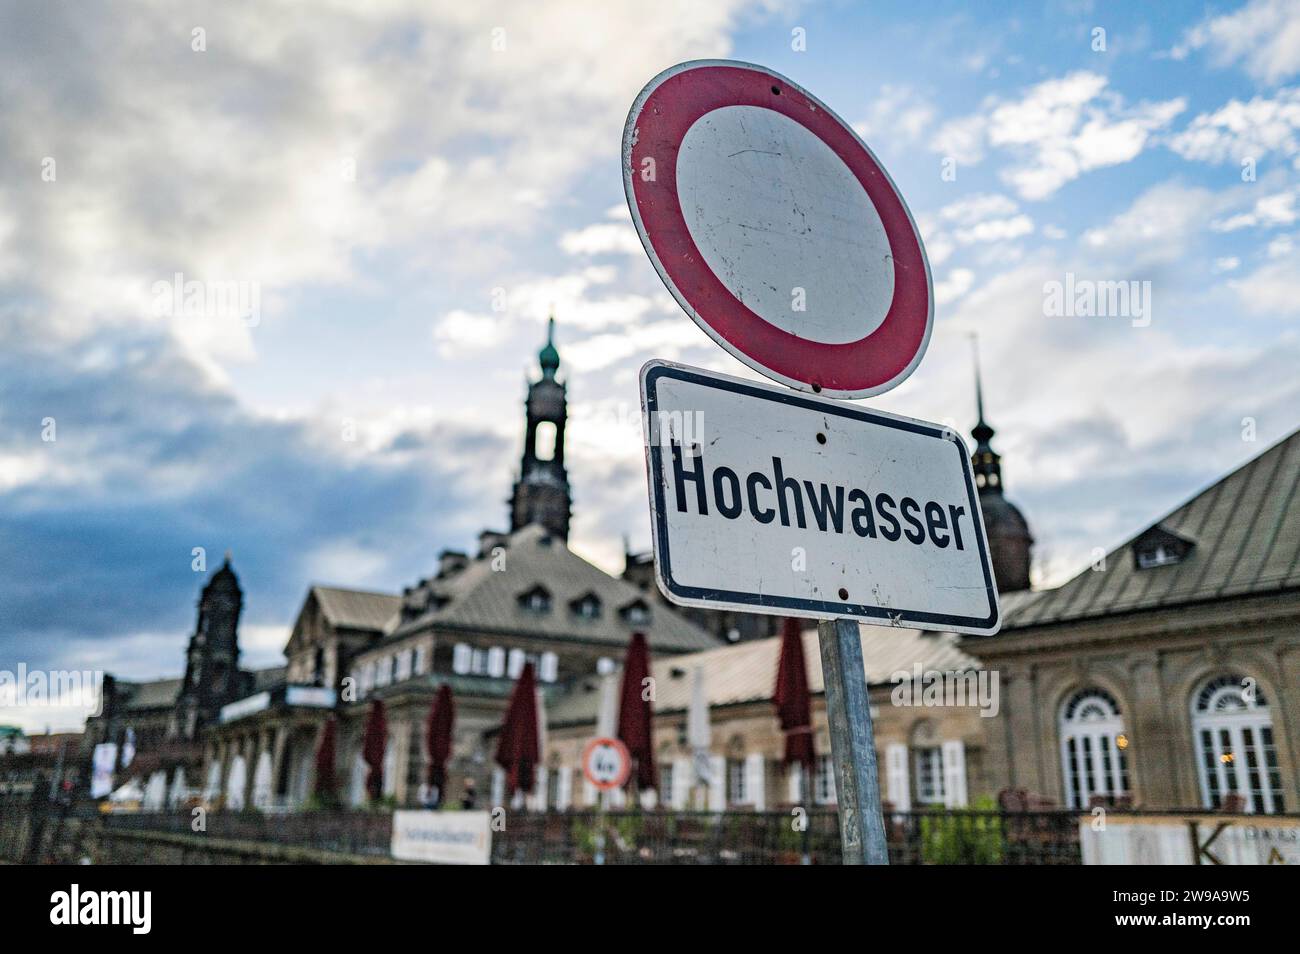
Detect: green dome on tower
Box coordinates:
(539, 316, 560, 377)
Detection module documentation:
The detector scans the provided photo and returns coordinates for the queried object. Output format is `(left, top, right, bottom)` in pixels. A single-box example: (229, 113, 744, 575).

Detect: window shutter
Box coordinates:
(708, 755, 726, 811)
(490, 767, 505, 808)
(556, 768, 572, 810)
(487, 647, 506, 678)
(672, 757, 691, 809)
(942, 740, 968, 808)
(540, 652, 558, 682)
(745, 753, 766, 810)
(507, 648, 525, 678)
(382, 730, 398, 797)
(886, 743, 910, 811)
(452, 643, 472, 675)
(349, 753, 366, 807)
(532, 766, 548, 811)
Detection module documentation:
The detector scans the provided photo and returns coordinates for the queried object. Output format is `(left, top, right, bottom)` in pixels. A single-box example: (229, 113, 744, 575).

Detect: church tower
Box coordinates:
(970, 341, 1034, 593)
(171, 555, 244, 739)
(509, 318, 572, 540)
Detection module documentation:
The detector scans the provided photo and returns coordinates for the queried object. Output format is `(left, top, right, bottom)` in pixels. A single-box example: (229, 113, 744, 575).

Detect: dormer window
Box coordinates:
(1137, 545, 1180, 569)
(619, 598, 652, 625)
(519, 585, 551, 613)
(571, 592, 602, 620)
(1132, 525, 1195, 571)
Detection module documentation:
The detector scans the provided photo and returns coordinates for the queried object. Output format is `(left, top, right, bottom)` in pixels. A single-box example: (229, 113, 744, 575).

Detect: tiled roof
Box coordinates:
(547, 623, 978, 726)
(311, 586, 402, 632)
(389, 524, 719, 654)
(1003, 427, 1300, 630)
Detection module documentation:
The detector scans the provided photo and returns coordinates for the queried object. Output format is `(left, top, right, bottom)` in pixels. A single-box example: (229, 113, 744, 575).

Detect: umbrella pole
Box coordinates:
(817, 617, 889, 865)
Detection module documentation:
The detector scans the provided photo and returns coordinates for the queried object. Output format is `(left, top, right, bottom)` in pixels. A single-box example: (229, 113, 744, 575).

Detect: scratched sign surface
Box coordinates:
(623, 60, 932, 400)
(640, 361, 1001, 635)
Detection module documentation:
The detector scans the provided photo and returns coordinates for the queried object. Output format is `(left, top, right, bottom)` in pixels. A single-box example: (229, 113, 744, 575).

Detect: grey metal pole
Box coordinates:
(818, 617, 889, 865)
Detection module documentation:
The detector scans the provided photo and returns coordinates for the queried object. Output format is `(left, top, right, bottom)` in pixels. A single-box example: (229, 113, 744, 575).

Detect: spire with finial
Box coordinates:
(511, 314, 571, 539)
(969, 334, 1002, 495)
(965, 334, 1034, 592)
(539, 314, 560, 379)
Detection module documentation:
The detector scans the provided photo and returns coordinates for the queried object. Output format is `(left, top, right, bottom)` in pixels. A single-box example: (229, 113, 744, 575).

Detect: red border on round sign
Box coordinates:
(581, 736, 631, 791)
(623, 60, 933, 400)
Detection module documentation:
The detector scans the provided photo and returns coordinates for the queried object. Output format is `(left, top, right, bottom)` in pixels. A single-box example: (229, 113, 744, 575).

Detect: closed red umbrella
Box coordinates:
(495, 662, 539, 798)
(773, 618, 815, 772)
(425, 684, 455, 800)
(362, 698, 387, 803)
(617, 632, 656, 792)
(313, 716, 338, 801)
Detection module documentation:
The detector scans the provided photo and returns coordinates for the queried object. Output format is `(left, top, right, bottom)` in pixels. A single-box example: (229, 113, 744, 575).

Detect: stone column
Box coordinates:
(274, 724, 291, 800)
(1129, 652, 1177, 808)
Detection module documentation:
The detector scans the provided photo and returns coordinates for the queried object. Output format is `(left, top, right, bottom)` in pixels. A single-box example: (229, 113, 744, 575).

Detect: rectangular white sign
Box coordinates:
(640, 361, 1000, 635)
(1081, 815, 1300, 865)
(391, 810, 492, 865)
(90, 742, 117, 799)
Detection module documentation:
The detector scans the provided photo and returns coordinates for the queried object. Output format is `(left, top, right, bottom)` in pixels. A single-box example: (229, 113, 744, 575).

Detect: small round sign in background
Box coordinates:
(623, 60, 933, 400)
(581, 736, 631, 791)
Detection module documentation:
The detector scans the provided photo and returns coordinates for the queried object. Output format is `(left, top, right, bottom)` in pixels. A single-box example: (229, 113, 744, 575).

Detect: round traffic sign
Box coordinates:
(623, 60, 932, 400)
(581, 736, 631, 791)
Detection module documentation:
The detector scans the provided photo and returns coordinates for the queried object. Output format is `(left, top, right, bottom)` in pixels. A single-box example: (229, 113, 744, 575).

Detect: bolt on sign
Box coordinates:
(641, 361, 1000, 634)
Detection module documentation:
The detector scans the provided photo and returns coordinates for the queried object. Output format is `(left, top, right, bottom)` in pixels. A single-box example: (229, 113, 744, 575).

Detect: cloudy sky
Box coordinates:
(4, 0, 1300, 730)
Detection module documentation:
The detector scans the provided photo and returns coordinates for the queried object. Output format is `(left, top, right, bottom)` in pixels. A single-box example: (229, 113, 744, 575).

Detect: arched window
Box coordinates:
(1059, 688, 1130, 809)
(1192, 674, 1284, 814)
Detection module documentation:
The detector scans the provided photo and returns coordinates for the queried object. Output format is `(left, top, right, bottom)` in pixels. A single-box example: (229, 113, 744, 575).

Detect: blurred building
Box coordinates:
(545, 625, 988, 812)
(199, 325, 718, 810)
(81, 557, 283, 805)
(967, 427, 1300, 814)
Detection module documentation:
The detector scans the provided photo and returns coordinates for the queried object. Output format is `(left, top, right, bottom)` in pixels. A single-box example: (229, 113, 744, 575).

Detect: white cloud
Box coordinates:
(854, 84, 937, 146)
(433, 309, 512, 358)
(1211, 188, 1299, 231)
(934, 268, 975, 305)
(1081, 182, 1219, 266)
(1168, 88, 1300, 167)
(952, 214, 1034, 244)
(1172, 0, 1300, 84)
(938, 193, 1021, 225)
(931, 114, 988, 164)
(932, 72, 1184, 200)
(0, 0, 774, 366)
(1229, 246, 1300, 315)
(560, 222, 643, 256)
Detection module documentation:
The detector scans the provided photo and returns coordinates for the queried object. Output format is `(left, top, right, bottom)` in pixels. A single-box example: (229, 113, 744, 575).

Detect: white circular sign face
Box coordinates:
(677, 105, 894, 345)
(582, 737, 631, 791)
(623, 60, 933, 400)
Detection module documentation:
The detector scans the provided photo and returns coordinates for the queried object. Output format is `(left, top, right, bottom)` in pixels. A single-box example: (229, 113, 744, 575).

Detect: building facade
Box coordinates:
(967, 428, 1300, 814)
(200, 325, 720, 811)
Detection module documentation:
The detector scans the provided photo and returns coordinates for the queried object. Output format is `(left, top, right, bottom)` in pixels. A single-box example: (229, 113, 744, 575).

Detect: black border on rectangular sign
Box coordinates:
(641, 361, 1001, 635)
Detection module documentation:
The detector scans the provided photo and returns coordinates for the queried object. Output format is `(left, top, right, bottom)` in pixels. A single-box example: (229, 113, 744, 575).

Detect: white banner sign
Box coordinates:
(391, 810, 492, 866)
(640, 360, 1000, 634)
(1081, 815, 1300, 865)
(90, 742, 117, 799)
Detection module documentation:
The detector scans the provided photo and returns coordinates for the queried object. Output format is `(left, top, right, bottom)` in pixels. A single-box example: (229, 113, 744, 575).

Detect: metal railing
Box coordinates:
(90, 806, 1083, 864)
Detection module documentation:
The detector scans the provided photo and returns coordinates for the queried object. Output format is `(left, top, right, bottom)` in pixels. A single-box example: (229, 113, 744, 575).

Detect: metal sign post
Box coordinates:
(624, 60, 956, 867)
(818, 617, 889, 865)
